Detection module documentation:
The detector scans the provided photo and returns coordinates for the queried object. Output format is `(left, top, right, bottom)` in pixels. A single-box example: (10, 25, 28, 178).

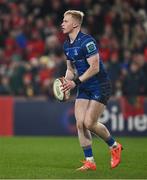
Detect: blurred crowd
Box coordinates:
(0, 0, 147, 99)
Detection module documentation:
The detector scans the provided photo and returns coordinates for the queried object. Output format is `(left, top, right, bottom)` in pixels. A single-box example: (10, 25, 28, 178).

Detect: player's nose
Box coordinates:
(61, 22, 64, 27)
(61, 23, 64, 30)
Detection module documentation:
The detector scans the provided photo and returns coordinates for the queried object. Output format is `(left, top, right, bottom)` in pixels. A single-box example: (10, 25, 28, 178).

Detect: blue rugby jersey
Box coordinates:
(63, 31, 109, 90)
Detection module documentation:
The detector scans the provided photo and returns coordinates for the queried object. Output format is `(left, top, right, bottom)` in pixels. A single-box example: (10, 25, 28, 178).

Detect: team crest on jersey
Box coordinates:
(86, 41, 96, 53)
(74, 49, 78, 56)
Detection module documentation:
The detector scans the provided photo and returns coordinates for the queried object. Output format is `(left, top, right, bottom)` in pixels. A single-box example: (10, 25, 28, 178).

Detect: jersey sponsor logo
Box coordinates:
(86, 41, 96, 53)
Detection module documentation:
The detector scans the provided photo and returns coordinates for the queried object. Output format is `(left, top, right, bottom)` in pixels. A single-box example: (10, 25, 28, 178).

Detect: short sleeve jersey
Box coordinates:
(63, 31, 109, 90)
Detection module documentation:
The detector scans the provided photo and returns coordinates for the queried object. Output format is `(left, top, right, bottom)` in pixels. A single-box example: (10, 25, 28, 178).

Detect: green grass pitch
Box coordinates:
(0, 137, 147, 179)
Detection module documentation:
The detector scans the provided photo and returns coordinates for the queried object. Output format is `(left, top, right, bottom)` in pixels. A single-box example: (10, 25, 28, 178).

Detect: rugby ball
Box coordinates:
(53, 77, 70, 101)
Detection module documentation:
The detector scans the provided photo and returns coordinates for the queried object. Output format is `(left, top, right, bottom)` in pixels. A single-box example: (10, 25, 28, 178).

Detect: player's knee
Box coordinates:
(76, 121, 84, 130)
(84, 119, 93, 131)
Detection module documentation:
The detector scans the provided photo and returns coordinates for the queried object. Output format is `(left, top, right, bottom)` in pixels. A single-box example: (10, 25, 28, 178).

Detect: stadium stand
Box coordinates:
(0, 0, 147, 98)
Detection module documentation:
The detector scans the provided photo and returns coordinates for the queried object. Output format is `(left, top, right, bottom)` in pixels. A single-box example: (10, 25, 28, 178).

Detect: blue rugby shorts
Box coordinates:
(76, 80, 112, 105)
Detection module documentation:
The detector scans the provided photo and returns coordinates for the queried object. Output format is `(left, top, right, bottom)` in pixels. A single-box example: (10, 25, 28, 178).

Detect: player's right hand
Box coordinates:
(61, 79, 76, 92)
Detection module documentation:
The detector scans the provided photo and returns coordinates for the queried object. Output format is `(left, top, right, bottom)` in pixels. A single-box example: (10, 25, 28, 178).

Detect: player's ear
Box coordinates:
(73, 22, 78, 28)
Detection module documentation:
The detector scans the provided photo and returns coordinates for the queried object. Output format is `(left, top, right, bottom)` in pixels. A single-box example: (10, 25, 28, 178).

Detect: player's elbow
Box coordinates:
(95, 66, 99, 73)
(91, 65, 99, 74)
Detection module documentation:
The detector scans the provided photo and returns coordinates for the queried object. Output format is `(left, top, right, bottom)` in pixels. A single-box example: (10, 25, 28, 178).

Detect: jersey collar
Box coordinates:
(68, 31, 82, 45)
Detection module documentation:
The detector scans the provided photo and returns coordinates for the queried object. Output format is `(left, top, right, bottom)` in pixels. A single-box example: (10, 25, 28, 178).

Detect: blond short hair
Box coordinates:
(64, 10, 84, 25)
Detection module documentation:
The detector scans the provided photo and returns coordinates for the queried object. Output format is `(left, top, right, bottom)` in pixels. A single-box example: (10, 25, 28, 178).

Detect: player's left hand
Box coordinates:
(61, 79, 76, 92)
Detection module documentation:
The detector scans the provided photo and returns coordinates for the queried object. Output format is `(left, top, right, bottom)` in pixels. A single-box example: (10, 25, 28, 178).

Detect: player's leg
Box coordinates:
(84, 100, 111, 140)
(75, 99, 91, 147)
(75, 99, 96, 171)
(84, 100, 123, 168)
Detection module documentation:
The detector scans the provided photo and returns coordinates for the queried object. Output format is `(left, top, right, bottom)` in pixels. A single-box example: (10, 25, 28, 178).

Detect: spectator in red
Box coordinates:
(26, 30, 45, 60)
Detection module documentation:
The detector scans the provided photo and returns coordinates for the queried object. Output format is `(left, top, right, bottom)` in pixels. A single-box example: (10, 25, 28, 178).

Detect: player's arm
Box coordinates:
(74, 38, 99, 85)
(78, 53, 99, 82)
(62, 53, 99, 91)
(65, 60, 75, 80)
(61, 60, 76, 92)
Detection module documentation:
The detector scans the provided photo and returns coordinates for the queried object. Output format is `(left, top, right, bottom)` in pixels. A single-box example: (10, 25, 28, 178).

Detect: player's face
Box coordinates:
(61, 14, 76, 34)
